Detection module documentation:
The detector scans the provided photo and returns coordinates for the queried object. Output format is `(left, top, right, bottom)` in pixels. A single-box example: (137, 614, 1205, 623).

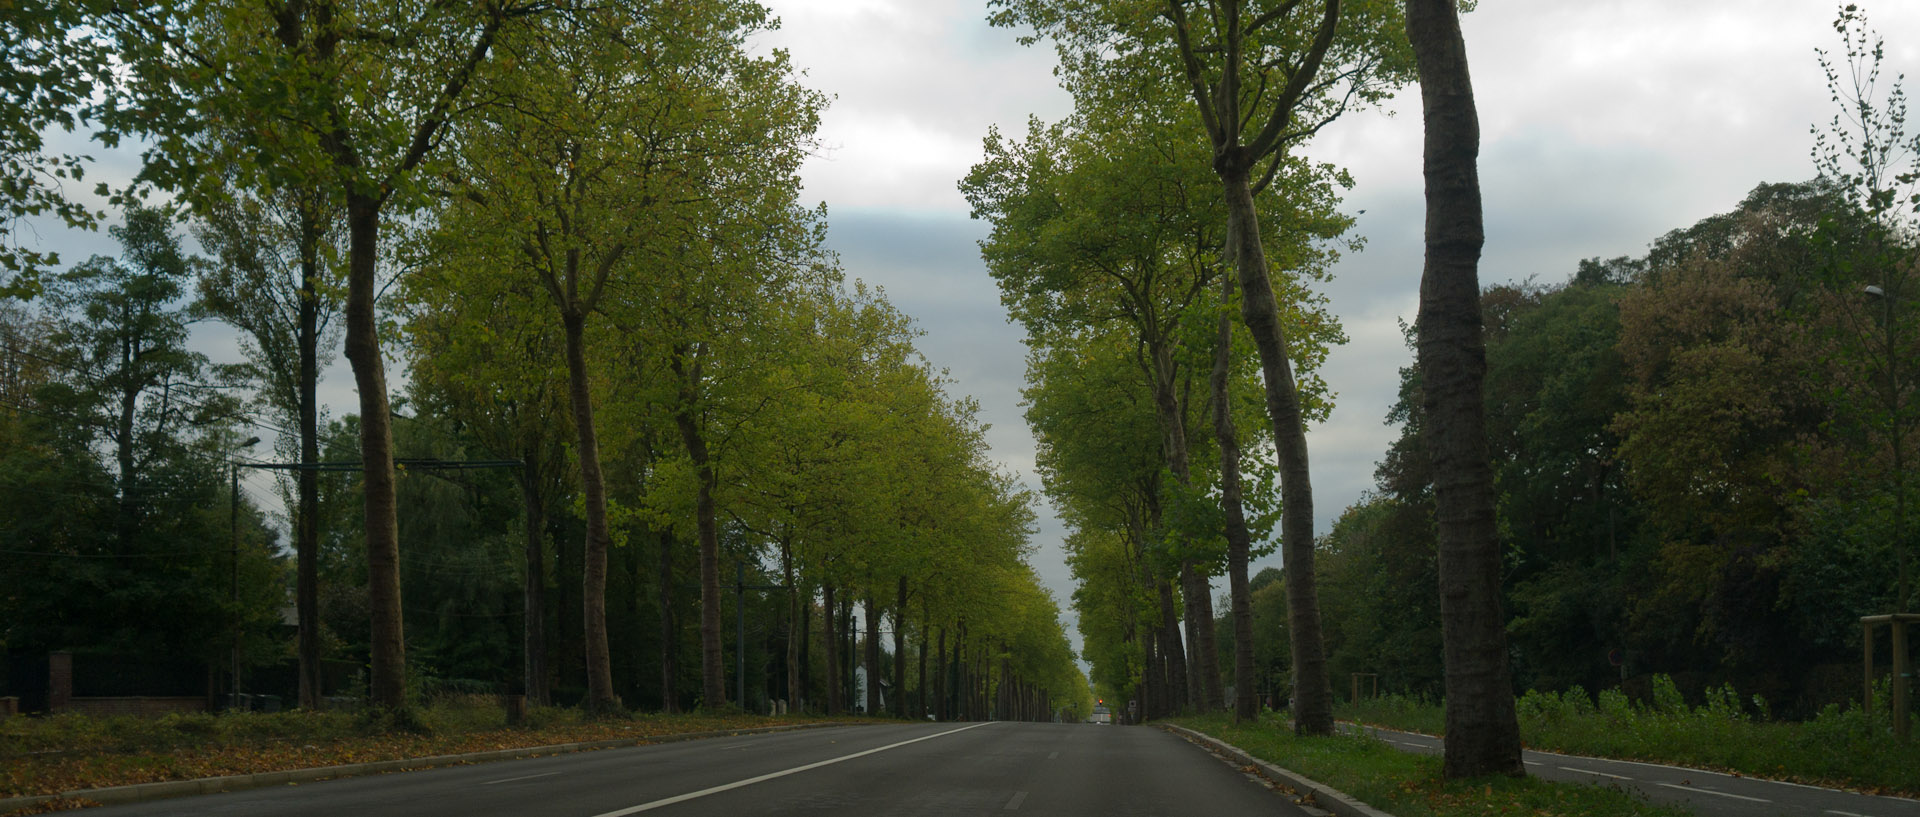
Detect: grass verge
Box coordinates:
(1173, 713, 1693, 817)
(0, 700, 825, 805)
(1337, 676, 1920, 797)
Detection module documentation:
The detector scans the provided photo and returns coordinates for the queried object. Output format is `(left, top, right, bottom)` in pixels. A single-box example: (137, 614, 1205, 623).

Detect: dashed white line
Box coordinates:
(1825, 811, 1873, 817)
(1006, 790, 1029, 810)
(1655, 782, 1771, 803)
(481, 771, 560, 786)
(1523, 761, 1542, 767)
(588, 723, 996, 816)
(1047, 751, 1059, 759)
(1558, 766, 1632, 781)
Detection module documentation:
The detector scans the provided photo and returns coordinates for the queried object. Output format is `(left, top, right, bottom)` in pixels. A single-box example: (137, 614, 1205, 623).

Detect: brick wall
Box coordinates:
(48, 651, 71, 712)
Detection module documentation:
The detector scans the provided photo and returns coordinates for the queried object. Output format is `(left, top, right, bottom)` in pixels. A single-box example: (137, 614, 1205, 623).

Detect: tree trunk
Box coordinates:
(561, 308, 617, 714)
(1180, 563, 1220, 711)
(783, 541, 800, 709)
(295, 223, 323, 710)
(918, 602, 932, 719)
(893, 577, 908, 717)
(670, 349, 724, 710)
(1406, 0, 1524, 779)
(1156, 578, 1188, 715)
(797, 582, 811, 711)
(518, 453, 548, 707)
(342, 192, 406, 710)
(1212, 273, 1259, 723)
(864, 593, 880, 714)
(657, 529, 677, 713)
(1219, 165, 1332, 735)
(934, 626, 946, 721)
(823, 583, 841, 715)
(1147, 344, 1223, 713)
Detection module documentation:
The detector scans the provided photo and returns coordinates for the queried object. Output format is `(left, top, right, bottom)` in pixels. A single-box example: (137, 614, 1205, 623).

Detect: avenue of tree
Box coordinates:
(4, 0, 1918, 786)
(1, 0, 1088, 722)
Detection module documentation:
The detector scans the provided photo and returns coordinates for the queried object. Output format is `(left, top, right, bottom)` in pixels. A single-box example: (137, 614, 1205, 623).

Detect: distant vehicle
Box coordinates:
(1089, 704, 1111, 725)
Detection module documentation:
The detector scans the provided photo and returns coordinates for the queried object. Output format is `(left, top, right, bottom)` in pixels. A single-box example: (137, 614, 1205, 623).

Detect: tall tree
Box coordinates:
(1407, 0, 1523, 777)
(107, 0, 555, 709)
(193, 185, 341, 709)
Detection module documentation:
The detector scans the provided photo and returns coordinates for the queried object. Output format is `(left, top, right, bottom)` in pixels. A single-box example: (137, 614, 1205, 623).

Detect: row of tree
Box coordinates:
(2, 0, 1088, 720)
(984, 0, 1914, 779)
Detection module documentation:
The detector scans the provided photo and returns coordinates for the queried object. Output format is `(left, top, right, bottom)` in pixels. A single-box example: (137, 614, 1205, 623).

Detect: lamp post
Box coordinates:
(230, 436, 259, 710)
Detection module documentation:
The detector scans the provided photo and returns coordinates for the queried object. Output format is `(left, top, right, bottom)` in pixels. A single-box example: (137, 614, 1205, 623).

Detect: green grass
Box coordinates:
(1338, 677, 1920, 796)
(1173, 713, 1692, 817)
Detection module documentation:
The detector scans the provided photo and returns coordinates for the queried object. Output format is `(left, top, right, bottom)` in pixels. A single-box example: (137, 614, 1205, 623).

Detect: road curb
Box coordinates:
(0, 721, 848, 815)
(1157, 723, 1398, 817)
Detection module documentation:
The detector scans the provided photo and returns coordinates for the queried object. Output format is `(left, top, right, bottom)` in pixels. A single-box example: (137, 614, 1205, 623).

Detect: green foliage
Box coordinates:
(1176, 713, 1692, 817)
(1340, 676, 1920, 796)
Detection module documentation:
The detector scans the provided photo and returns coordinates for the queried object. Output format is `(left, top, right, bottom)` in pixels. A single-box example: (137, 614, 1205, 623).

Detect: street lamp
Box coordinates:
(231, 436, 259, 710)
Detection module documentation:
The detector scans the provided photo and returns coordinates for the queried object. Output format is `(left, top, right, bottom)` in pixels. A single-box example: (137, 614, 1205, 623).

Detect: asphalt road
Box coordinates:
(81, 722, 1314, 817)
(1354, 723, 1920, 817)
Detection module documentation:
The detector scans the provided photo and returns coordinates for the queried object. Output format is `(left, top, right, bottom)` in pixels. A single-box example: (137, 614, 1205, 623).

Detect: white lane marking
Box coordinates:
(1654, 782, 1771, 803)
(589, 723, 996, 816)
(481, 771, 561, 786)
(1394, 741, 1427, 748)
(1006, 791, 1028, 810)
(1523, 761, 1542, 767)
(1047, 751, 1059, 759)
(1825, 811, 1872, 817)
(1558, 766, 1632, 781)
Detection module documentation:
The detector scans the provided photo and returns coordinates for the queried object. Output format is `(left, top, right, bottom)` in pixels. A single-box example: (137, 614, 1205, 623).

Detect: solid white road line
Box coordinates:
(1825, 811, 1873, 817)
(588, 723, 996, 816)
(1654, 782, 1771, 803)
(1047, 751, 1059, 760)
(480, 771, 561, 786)
(1006, 790, 1029, 810)
(1558, 766, 1633, 781)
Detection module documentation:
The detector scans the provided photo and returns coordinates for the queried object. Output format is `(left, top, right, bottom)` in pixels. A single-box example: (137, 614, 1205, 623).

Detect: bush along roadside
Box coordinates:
(1337, 675, 1920, 797)
(1172, 713, 1693, 817)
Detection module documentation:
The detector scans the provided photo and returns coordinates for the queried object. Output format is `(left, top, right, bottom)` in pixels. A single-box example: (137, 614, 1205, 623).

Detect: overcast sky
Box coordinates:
(749, 0, 1920, 652)
(22, 0, 1920, 664)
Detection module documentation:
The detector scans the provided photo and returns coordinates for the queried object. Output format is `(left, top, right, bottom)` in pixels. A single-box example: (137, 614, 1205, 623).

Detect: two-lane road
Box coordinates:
(83, 723, 1314, 817)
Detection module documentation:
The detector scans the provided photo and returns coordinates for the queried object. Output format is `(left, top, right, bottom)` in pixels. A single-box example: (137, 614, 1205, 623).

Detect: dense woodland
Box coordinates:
(1, 0, 1087, 720)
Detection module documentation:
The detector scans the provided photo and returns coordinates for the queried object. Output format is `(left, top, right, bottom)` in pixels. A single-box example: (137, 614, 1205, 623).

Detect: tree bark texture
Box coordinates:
(893, 577, 908, 715)
(1220, 167, 1333, 735)
(295, 221, 323, 710)
(670, 349, 725, 710)
(1406, 0, 1524, 779)
(864, 594, 881, 714)
(1156, 578, 1189, 714)
(1148, 345, 1224, 713)
(784, 542, 800, 708)
(561, 309, 617, 713)
(518, 455, 548, 706)
(658, 529, 678, 712)
(342, 194, 406, 710)
(1212, 272, 1258, 723)
(823, 583, 841, 715)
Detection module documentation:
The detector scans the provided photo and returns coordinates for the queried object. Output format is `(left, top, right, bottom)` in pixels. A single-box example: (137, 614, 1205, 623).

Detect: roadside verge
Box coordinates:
(0, 721, 844, 815)
(1158, 723, 1396, 817)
